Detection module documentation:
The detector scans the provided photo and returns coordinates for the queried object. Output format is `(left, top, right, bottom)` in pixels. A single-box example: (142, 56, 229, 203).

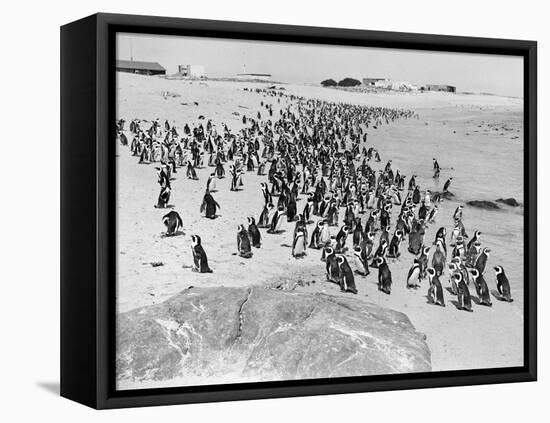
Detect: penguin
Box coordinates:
(267, 206, 286, 234)
(337, 255, 358, 294)
(258, 203, 273, 228)
(370, 239, 387, 268)
(467, 230, 481, 251)
(335, 225, 350, 252)
(187, 162, 199, 180)
(190, 234, 213, 273)
(406, 259, 421, 289)
(475, 247, 491, 274)
(448, 262, 459, 295)
(431, 239, 446, 276)
(162, 210, 183, 236)
(325, 247, 340, 283)
(155, 185, 171, 208)
(292, 228, 307, 258)
(427, 267, 445, 306)
(376, 257, 392, 294)
(454, 272, 473, 312)
(469, 269, 492, 306)
(287, 193, 297, 222)
(247, 217, 261, 248)
(352, 245, 370, 276)
(443, 177, 453, 192)
(237, 224, 253, 258)
(453, 205, 464, 222)
(417, 246, 430, 280)
(200, 190, 220, 219)
(319, 220, 331, 246)
(352, 218, 364, 248)
(387, 230, 403, 258)
(452, 235, 465, 258)
(427, 205, 438, 223)
(309, 220, 324, 249)
(206, 173, 217, 192)
(494, 265, 513, 302)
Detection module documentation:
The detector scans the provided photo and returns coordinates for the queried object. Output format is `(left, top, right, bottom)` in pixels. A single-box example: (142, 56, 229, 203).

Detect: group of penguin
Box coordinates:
(116, 86, 514, 312)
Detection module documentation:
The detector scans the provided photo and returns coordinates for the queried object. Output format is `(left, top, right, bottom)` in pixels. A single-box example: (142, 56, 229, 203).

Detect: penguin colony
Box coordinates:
(116, 86, 514, 312)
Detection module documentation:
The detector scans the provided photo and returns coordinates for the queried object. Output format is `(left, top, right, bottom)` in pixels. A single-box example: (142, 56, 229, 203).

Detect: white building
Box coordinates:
(236, 73, 271, 81)
(177, 64, 206, 79)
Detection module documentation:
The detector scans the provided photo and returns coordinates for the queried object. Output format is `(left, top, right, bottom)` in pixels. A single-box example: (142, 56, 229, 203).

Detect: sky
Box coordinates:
(117, 33, 523, 98)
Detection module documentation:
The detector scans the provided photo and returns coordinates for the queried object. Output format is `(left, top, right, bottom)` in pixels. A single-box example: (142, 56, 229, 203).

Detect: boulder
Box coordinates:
(466, 200, 500, 210)
(496, 198, 521, 207)
(117, 286, 431, 388)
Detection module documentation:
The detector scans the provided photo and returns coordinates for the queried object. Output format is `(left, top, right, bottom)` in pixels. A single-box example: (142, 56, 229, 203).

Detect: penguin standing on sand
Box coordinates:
(406, 259, 421, 289)
(335, 225, 350, 252)
(418, 246, 430, 280)
(292, 227, 307, 258)
(475, 247, 491, 274)
(427, 267, 445, 306)
(387, 230, 403, 258)
(200, 190, 220, 219)
(453, 205, 463, 222)
(187, 162, 199, 180)
(469, 269, 492, 306)
(325, 247, 339, 282)
(319, 220, 331, 246)
(309, 220, 324, 249)
(352, 246, 370, 276)
(432, 239, 446, 276)
(376, 257, 392, 294)
(237, 225, 253, 258)
(455, 273, 473, 312)
(162, 210, 183, 236)
(155, 185, 171, 208)
(337, 255, 358, 294)
(206, 173, 217, 192)
(494, 265, 514, 302)
(258, 203, 273, 228)
(247, 217, 261, 248)
(467, 230, 481, 251)
(427, 205, 438, 223)
(190, 235, 213, 273)
(267, 206, 286, 234)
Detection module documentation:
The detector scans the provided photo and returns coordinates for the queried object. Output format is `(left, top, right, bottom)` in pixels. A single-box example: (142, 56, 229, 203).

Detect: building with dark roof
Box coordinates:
(424, 84, 456, 93)
(116, 60, 166, 76)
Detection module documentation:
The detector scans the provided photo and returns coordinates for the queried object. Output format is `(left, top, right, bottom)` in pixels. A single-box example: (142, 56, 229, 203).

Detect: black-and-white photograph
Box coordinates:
(114, 33, 524, 391)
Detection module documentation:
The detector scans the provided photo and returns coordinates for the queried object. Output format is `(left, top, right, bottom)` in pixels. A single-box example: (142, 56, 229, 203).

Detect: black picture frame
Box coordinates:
(60, 12, 537, 409)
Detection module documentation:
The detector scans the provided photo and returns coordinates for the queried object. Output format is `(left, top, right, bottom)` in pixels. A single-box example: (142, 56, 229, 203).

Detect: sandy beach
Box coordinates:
(116, 72, 524, 377)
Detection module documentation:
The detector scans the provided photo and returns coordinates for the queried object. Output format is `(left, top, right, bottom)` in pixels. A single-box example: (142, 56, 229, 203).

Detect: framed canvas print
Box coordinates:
(60, 13, 537, 409)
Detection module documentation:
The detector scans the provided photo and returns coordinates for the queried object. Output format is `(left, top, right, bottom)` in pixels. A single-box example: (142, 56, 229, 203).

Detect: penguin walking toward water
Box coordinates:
(162, 210, 183, 236)
(248, 217, 262, 248)
(155, 185, 171, 208)
(190, 235, 213, 273)
(455, 273, 473, 312)
(469, 269, 492, 306)
(427, 267, 445, 306)
(337, 255, 358, 294)
(494, 265, 514, 302)
(292, 227, 307, 258)
(443, 177, 453, 192)
(375, 257, 392, 294)
(467, 230, 481, 251)
(200, 190, 220, 219)
(475, 247, 491, 274)
(237, 225, 253, 258)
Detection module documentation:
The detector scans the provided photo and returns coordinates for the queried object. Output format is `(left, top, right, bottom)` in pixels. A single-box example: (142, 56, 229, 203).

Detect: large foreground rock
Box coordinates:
(117, 287, 431, 388)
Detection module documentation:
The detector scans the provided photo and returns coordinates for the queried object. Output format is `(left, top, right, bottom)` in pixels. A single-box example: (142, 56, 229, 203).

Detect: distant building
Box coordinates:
(236, 73, 272, 81)
(363, 77, 389, 86)
(178, 64, 206, 79)
(116, 60, 166, 76)
(372, 79, 418, 91)
(424, 84, 456, 93)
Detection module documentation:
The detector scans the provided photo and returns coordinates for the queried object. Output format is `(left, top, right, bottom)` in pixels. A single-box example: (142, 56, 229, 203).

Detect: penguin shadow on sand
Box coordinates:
(154, 204, 175, 209)
(160, 230, 185, 239)
(491, 289, 514, 303)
